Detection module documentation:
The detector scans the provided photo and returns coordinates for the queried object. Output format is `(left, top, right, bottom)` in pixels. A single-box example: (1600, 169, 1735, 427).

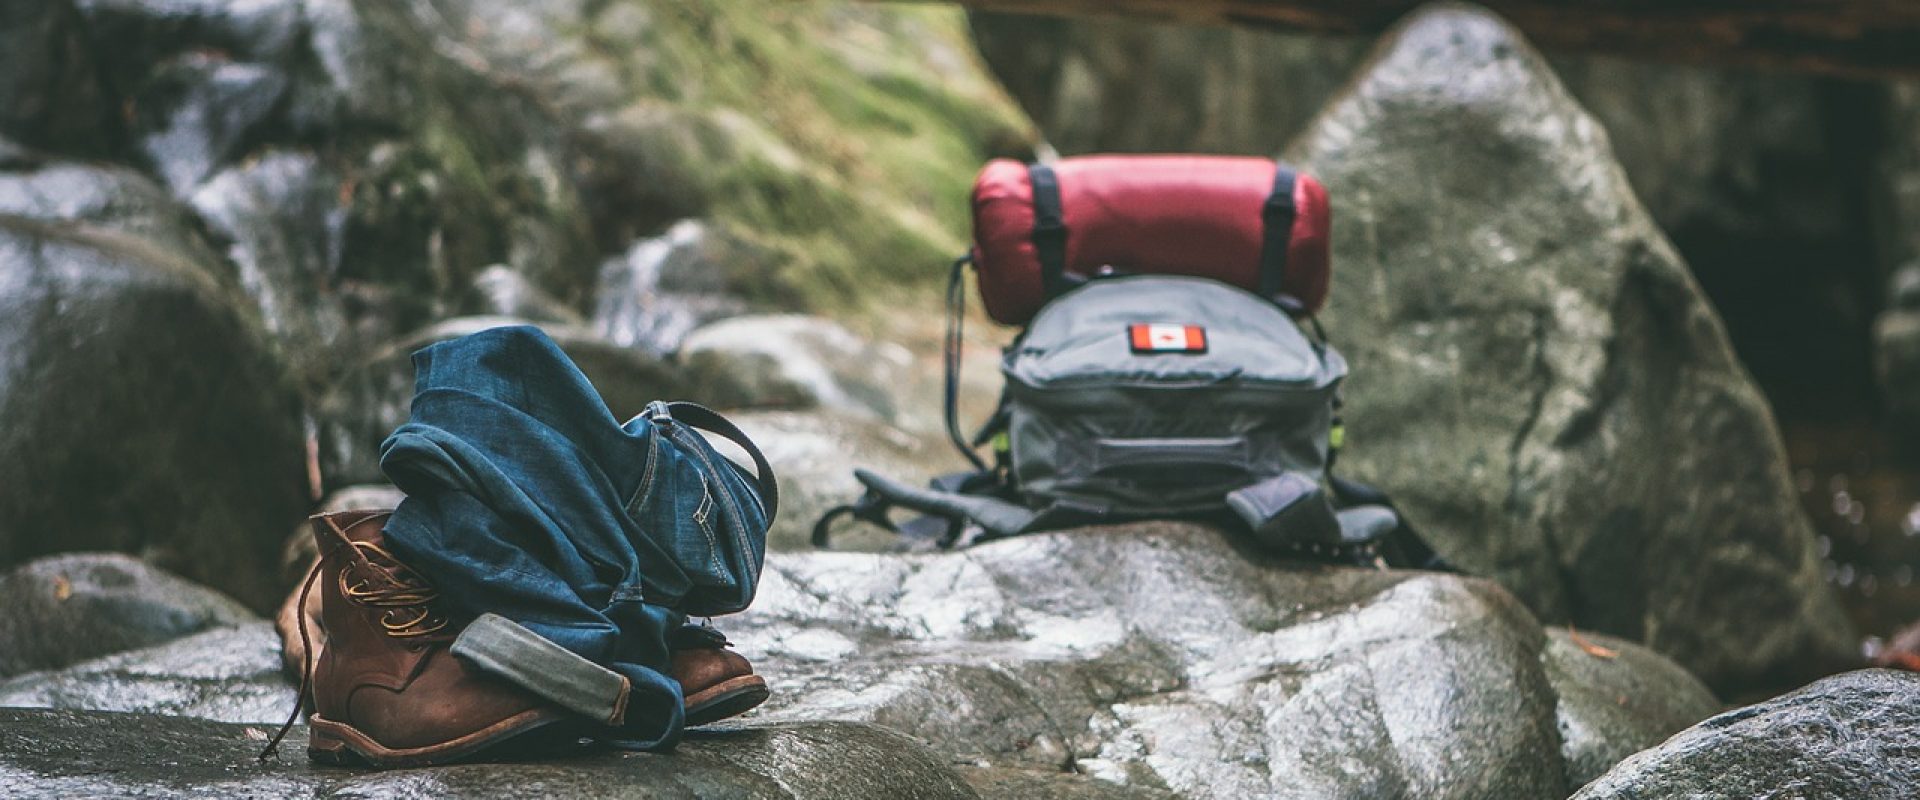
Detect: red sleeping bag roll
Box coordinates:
(970, 155, 1330, 325)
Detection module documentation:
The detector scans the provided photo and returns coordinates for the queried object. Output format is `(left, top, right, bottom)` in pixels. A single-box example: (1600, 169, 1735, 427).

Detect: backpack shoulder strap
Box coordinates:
(813, 468, 1040, 549)
(653, 401, 779, 523)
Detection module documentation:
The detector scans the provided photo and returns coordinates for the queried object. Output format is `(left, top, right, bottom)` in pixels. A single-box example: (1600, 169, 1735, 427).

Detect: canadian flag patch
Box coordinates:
(1128, 323, 1208, 354)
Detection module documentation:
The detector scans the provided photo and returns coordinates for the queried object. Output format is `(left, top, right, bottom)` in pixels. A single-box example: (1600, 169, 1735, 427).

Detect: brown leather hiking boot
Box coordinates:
(282, 510, 573, 768)
(673, 640, 769, 726)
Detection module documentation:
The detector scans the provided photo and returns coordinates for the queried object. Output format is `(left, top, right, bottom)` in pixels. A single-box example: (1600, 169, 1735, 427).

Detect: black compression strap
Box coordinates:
(1259, 163, 1298, 300)
(1027, 163, 1069, 298)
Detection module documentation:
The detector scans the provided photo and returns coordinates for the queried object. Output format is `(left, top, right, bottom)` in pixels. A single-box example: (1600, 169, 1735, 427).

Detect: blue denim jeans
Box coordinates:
(378, 325, 772, 750)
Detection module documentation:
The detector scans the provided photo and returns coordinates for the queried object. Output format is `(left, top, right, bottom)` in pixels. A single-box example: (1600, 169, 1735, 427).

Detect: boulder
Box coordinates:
(680, 315, 912, 422)
(727, 522, 1719, 798)
(314, 317, 688, 489)
(1541, 628, 1722, 787)
(0, 709, 978, 799)
(1288, 4, 1852, 692)
(0, 623, 289, 725)
(0, 215, 308, 610)
(19, 519, 1715, 798)
(729, 411, 958, 550)
(0, 554, 256, 679)
(1571, 669, 1920, 799)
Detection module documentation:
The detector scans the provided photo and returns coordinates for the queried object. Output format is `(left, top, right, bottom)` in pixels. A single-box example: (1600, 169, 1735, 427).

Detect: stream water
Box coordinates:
(1783, 420, 1920, 657)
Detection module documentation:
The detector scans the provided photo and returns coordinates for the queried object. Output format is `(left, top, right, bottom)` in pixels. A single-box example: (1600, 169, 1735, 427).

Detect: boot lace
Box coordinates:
(257, 528, 450, 761)
(339, 540, 450, 640)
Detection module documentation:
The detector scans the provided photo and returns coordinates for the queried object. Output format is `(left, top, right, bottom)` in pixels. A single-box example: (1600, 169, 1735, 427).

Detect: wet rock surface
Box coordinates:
(1571, 669, 1920, 799)
(0, 623, 289, 725)
(0, 522, 1715, 799)
(0, 709, 978, 799)
(728, 523, 1718, 799)
(0, 215, 308, 610)
(1290, 5, 1853, 692)
(0, 555, 255, 679)
(1541, 628, 1722, 787)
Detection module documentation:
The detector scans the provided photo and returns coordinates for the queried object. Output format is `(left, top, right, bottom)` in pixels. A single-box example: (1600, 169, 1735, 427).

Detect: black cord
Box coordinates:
(944, 254, 989, 472)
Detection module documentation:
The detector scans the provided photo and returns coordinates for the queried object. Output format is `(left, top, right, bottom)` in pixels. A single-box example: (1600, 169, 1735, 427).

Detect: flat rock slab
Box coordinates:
(1572, 669, 1920, 799)
(0, 709, 977, 799)
(733, 523, 1719, 798)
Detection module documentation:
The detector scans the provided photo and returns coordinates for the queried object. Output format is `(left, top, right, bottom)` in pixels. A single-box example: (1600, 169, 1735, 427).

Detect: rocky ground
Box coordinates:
(2, 0, 1916, 797)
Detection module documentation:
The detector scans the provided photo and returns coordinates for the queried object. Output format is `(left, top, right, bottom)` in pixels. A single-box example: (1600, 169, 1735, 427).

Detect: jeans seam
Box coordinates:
(623, 425, 662, 518)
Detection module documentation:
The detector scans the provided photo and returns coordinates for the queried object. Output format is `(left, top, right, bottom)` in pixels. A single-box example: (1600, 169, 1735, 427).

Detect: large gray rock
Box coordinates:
(0, 215, 308, 610)
(314, 316, 688, 489)
(0, 708, 978, 799)
(0, 623, 289, 725)
(11, 519, 1717, 799)
(1572, 669, 1920, 799)
(1289, 5, 1852, 692)
(0, 554, 256, 679)
(731, 523, 1718, 799)
(1541, 628, 1722, 787)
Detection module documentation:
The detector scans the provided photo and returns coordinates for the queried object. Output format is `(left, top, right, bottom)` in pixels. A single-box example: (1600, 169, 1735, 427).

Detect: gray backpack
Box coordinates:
(815, 272, 1445, 568)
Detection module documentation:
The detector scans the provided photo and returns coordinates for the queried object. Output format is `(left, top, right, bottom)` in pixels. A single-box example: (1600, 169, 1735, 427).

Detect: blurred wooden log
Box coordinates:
(904, 0, 1920, 79)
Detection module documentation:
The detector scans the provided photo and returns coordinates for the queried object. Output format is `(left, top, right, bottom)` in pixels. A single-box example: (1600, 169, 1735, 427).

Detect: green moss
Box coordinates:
(576, 1, 1034, 310)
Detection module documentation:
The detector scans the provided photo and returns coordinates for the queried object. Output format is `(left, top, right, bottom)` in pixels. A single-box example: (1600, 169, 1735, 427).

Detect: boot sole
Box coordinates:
(685, 675, 770, 727)
(308, 708, 572, 768)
